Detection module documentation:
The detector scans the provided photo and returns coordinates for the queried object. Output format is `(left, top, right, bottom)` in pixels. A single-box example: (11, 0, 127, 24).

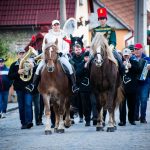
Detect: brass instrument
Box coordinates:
(19, 46, 38, 81)
(125, 59, 130, 73)
(34, 53, 43, 64)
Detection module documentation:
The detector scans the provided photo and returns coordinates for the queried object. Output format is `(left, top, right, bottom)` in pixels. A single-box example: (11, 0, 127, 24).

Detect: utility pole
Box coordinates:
(60, 0, 67, 28)
(134, 0, 147, 47)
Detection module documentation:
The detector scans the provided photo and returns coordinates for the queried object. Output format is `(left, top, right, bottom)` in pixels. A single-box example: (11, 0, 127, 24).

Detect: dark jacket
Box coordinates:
(71, 52, 91, 92)
(8, 60, 32, 92)
(0, 65, 12, 91)
(123, 58, 140, 94)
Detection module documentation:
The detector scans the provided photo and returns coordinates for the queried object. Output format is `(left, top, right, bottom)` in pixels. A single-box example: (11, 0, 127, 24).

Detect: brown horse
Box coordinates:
(90, 33, 124, 132)
(38, 39, 72, 134)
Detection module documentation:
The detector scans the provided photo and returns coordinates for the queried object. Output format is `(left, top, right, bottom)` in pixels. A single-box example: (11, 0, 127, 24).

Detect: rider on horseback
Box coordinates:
(26, 20, 79, 93)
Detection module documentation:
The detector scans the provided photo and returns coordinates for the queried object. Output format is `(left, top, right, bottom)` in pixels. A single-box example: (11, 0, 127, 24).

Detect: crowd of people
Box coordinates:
(0, 7, 150, 130)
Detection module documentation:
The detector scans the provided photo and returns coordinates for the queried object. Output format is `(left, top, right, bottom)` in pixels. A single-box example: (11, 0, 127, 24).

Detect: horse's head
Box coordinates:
(91, 33, 109, 67)
(70, 34, 84, 50)
(44, 39, 58, 72)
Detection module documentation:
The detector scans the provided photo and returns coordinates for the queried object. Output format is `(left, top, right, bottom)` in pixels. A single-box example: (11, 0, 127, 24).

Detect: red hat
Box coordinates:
(134, 43, 143, 49)
(97, 8, 107, 19)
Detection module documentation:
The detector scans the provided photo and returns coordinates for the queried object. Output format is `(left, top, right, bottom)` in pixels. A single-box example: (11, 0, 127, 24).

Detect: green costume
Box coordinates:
(92, 25, 116, 48)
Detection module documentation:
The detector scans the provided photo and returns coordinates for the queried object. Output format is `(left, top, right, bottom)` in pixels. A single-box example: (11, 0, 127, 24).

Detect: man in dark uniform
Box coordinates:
(91, 7, 123, 125)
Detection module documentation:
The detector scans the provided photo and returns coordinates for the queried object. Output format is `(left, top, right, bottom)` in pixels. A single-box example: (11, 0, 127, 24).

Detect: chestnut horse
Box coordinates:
(90, 33, 124, 132)
(38, 39, 72, 134)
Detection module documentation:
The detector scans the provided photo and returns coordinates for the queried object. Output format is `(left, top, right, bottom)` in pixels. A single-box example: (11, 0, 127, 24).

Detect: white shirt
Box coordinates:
(42, 29, 69, 55)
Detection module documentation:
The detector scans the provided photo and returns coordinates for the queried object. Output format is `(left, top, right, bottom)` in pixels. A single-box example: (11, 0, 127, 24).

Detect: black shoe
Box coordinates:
(36, 121, 44, 126)
(130, 121, 136, 125)
(27, 122, 33, 129)
(85, 121, 90, 127)
(72, 85, 79, 93)
(93, 120, 97, 126)
(25, 84, 34, 92)
(79, 118, 83, 123)
(21, 124, 28, 129)
(140, 119, 147, 124)
(51, 124, 55, 128)
(118, 122, 126, 126)
(135, 117, 140, 121)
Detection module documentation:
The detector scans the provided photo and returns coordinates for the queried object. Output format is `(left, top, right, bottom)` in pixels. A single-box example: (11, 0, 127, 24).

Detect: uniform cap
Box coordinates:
(0, 58, 4, 62)
(97, 8, 107, 19)
(134, 43, 143, 49)
(52, 20, 60, 25)
(123, 48, 131, 56)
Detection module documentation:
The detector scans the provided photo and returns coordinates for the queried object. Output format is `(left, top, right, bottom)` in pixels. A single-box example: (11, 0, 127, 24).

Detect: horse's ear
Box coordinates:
(103, 32, 108, 39)
(55, 38, 58, 46)
(81, 35, 84, 40)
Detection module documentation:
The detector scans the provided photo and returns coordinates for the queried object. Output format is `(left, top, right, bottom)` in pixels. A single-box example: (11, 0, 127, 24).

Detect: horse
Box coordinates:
(70, 34, 84, 51)
(38, 39, 72, 135)
(90, 32, 124, 132)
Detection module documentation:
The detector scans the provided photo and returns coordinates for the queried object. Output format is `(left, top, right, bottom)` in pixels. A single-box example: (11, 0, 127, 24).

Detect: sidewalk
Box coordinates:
(7, 102, 18, 112)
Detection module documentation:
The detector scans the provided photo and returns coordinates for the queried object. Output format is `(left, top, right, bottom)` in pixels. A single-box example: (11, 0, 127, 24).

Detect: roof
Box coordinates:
(0, 0, 76, 26)
(97, 0, 150, 30)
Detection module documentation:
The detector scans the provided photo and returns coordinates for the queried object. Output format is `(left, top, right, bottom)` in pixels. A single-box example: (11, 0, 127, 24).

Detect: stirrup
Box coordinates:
(25, 84, 34, 92)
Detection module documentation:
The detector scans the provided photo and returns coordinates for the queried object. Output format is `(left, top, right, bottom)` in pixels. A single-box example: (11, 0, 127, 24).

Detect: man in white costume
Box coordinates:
(26, 20, 79, 93)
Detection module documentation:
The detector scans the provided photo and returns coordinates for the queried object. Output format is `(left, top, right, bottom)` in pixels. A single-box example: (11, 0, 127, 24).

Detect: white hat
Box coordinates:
(52, 20, 60, 25)
(17, 47, 25, 53)
(123, 48, 131, 56)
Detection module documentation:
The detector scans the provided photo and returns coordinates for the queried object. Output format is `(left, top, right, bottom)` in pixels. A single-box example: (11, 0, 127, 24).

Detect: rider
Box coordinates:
(26, 20, 79, 93)
(92, 7, 123, 74)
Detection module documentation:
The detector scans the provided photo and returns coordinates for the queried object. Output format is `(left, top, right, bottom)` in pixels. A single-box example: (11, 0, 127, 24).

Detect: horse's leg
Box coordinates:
(57, 98, 65, 133)
(96, 95, 104, 131)
(64, 98, 71, 128)
(53, 103, 60, 132)
(107, 91, 115, 132)
(43, 94, 52, 135)
(112, 108, 117, 130)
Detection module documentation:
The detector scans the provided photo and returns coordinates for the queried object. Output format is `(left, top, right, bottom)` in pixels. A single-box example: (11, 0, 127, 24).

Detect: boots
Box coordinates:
(70, 74, 79, 93)
(25, 74, 40, 92)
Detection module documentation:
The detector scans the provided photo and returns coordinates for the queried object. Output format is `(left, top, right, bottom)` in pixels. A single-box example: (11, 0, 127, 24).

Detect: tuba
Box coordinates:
(19, 46, 38, 81)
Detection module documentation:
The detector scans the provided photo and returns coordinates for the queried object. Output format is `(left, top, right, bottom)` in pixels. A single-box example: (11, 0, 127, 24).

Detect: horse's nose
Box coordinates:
(48, 66, 55, 72)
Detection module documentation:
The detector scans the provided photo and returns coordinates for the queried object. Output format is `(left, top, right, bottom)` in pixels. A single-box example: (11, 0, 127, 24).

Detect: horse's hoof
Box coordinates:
(96, 126, 104, 131)
(64, 124, 70, 128)
(45, 130, 52, 135)
(57, 129, 65, 133)
(54, 128, 58, 133)
(107, 127, 115, 132)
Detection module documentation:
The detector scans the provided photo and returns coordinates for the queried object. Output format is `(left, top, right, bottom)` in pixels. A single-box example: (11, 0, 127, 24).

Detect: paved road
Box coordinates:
(0, 101, 150, 150)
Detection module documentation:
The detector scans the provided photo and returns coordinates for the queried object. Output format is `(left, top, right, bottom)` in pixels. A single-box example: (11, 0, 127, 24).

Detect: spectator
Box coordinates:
(134, 43, 150, 123)
(0, 58, 12, 118)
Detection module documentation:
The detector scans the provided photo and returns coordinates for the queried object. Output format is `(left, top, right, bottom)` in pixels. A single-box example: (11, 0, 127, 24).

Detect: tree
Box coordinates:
(0, 39, 9, 59)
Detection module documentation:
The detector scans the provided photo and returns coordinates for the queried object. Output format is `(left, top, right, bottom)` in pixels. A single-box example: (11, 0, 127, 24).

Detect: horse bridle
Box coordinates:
(94, 46, 104, 67)
(45, 45, 58, 72)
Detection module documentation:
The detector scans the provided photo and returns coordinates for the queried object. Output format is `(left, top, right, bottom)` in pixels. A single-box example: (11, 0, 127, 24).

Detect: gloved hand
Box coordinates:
(58, 52, 63, 57)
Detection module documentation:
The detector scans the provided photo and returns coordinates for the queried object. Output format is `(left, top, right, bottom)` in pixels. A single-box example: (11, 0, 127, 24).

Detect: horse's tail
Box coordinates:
(115, 84, 125, 108)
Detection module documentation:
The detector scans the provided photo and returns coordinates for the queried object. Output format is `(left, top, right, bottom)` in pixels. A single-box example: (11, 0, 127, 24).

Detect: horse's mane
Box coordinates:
(91, 33, 110, 55)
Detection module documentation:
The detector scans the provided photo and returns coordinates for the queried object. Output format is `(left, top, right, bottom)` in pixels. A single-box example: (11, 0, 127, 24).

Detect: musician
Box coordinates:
(71, 43, 91, 126)
(8, 48, 34, 129)
(118, 48, 139, 126)
(133, 43, 150, 123)
(26, 20, 79, 93)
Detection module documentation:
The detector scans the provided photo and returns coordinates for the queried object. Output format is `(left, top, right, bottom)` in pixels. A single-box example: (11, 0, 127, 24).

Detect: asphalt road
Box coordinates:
(0, 101, 150, 150)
